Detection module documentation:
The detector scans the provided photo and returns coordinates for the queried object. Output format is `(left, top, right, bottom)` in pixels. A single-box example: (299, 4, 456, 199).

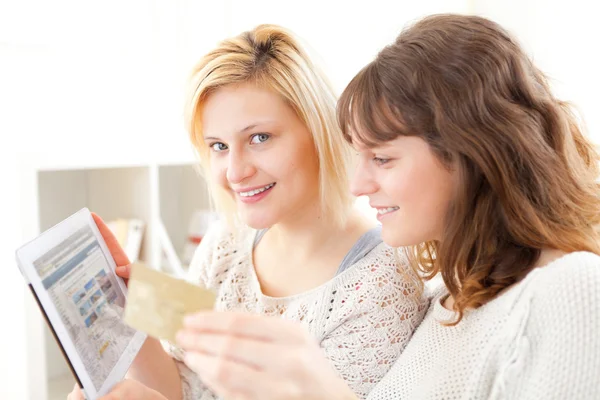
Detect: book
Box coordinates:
(106, 219, 145, 263)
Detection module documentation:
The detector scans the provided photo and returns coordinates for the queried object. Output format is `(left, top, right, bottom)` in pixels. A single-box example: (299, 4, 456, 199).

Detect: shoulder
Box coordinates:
(351, 243, 420, 282)
(187, 219, 256, 285)
(512, 251, 600, 333)
(529, 251, 600, 302)
(498, 252, 600, 397)
(342, 243, 426, 307)
(353, 241, 397, 268)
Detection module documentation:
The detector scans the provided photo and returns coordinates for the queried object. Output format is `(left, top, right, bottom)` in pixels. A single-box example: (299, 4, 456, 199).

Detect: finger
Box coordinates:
(67, 384, 85, 400)
(99, 379, 167, 400)
(96, 380, 131, 400)
(115, 265, 131, 280)
(176, 331, 297, 370)
(92, 212, 130, 266)
(183, 312, 308, 344)
(184, 351, 283, 400)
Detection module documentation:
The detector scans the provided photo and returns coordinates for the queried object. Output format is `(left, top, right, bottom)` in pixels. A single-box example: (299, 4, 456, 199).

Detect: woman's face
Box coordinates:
(351, 136, 456, 247)
(202, 83, 320, 229)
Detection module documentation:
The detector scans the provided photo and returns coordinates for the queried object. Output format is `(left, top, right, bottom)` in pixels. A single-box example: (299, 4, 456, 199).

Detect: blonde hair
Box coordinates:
(185, 24, 353, 227)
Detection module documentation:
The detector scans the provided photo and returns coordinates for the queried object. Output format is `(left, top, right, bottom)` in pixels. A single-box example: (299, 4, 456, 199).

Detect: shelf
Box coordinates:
(38, 166, 153, 262)
(31, 161, 213, 399)
(158, 164, 211, 271)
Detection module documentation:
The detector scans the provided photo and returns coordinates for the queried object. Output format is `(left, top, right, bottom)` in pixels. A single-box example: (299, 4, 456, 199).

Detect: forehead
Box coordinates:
(351, 134, 394, 151)
(352, 136, 418, 156)
(344, 106, 409, 150)
(201, 83, 294, 133)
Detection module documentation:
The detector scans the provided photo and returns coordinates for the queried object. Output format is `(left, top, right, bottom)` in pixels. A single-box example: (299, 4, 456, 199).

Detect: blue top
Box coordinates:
(253, 225, 383, 275)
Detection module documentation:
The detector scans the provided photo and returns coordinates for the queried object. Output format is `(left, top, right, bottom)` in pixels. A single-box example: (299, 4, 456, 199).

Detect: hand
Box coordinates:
(67, 380, 168, 400)
(66, 384, 84, 400)
(92, 212, 132, 286)
(176, 312, 358, 400)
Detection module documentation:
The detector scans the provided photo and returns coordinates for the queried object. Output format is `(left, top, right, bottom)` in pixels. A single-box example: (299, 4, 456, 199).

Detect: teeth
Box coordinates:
(239, 183, 275, 197)
(377, 207, 399, 215)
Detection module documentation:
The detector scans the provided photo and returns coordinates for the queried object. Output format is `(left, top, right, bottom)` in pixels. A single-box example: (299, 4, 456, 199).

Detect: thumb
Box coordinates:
(115, 264, 131, 279)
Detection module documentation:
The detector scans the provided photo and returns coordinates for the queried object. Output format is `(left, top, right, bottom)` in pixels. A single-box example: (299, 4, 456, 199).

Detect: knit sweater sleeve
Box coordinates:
(320, 245, 428, 399)
(504, 253, 600, 399)
(162, 221, 229, 400)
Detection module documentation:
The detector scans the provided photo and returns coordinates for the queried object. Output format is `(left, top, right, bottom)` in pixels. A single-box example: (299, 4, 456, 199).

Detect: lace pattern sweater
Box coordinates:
(164, 221, 428, 399)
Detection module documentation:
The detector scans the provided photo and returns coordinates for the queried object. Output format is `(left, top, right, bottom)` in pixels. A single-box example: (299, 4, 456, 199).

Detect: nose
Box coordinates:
(350, 159, 378, 197)
(226, 150, 256, 184)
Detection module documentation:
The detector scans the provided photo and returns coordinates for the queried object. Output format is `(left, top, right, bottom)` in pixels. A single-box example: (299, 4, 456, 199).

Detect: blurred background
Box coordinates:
(0, 0, 598, 398)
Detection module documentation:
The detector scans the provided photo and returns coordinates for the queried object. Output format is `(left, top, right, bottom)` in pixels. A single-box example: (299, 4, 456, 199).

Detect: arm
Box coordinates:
(67, 380, 169, 400)
(126, 338, 183, 400)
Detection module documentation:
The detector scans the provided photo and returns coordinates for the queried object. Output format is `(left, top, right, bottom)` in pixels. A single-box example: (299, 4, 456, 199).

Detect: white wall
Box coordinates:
(1, 0, 472, 170)
(224, 0, 470, 93)
(474, 0, 600, 142)
(0, 144, 29, 399)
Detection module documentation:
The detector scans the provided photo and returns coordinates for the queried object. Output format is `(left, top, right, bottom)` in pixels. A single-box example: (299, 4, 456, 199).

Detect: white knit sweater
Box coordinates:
(165, 221, 428, 399)
(368, 251, 600, 400)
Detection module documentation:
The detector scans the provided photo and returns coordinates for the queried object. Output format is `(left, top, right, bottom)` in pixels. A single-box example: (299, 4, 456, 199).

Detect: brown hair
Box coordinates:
(338, 14, 600, 322)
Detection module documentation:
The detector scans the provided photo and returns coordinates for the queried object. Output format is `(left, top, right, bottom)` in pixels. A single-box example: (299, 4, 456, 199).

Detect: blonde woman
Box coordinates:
(68, 25, 427, 400)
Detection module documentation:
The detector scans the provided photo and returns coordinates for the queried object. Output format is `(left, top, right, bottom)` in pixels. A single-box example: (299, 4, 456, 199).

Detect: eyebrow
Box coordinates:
(203, 121, 273, 141)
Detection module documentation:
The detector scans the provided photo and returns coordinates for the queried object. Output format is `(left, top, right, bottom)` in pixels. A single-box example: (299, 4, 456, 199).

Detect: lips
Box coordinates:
(377, 206, 399, 215)
(237, 183, 276, 197)
(235, 183, 277, 204)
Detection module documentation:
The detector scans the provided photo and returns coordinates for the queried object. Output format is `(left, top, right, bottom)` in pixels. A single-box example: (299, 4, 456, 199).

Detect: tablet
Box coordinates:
(15, 208, 147, 400)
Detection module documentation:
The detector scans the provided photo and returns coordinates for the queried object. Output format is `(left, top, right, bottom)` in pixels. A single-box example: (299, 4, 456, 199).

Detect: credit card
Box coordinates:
(123, 263, 216, 343)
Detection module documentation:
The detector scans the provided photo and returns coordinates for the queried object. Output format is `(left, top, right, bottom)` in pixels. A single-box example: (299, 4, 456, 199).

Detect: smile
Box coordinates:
(377, 207, 399, 215)
(239, 183, 275, 197)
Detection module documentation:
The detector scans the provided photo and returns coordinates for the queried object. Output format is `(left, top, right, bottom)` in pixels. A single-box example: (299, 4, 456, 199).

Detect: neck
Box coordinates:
(253, 201, 375, 297)
(267, 201, 357, 260)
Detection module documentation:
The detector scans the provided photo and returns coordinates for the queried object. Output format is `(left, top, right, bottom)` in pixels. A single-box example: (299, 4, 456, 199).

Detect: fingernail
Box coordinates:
(176, 331, 186, 344)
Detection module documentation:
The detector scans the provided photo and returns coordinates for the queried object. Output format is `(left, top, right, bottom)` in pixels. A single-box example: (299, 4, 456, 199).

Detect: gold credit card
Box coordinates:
(123, 263, 216, 343)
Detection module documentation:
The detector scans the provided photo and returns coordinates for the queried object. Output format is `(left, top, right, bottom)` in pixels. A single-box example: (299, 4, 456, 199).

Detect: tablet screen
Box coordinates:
(34, 224, 137, 391)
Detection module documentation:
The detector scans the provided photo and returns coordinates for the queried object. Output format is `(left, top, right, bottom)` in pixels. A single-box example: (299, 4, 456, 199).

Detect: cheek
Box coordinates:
(435, 170, 456, 216)
(281, 149, 318, 183)
(385, 162, 447, 220)
(405, 162, 454, 223)
(383, 166, 419, 204)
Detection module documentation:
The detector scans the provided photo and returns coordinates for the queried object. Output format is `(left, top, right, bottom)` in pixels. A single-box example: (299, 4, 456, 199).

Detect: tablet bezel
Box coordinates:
(16, 208, 147, 399)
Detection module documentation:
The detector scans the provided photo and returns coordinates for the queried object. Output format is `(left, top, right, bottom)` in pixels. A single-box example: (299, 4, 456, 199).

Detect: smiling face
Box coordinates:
(350, 135, 456, 247)
(201, 82, 320, 229)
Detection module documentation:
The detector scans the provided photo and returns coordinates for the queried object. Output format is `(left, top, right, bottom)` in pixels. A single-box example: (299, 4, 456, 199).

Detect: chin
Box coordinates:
(381, 231, 403, 248)
(240, 212, 277, 230)
(381, 226, 419, 248)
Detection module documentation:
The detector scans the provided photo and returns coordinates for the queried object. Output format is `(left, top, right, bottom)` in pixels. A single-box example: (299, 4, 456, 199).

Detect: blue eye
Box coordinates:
(210, 142, 228, 152)
(373, 157, 391, 166)
(250, 133, 270, 144)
